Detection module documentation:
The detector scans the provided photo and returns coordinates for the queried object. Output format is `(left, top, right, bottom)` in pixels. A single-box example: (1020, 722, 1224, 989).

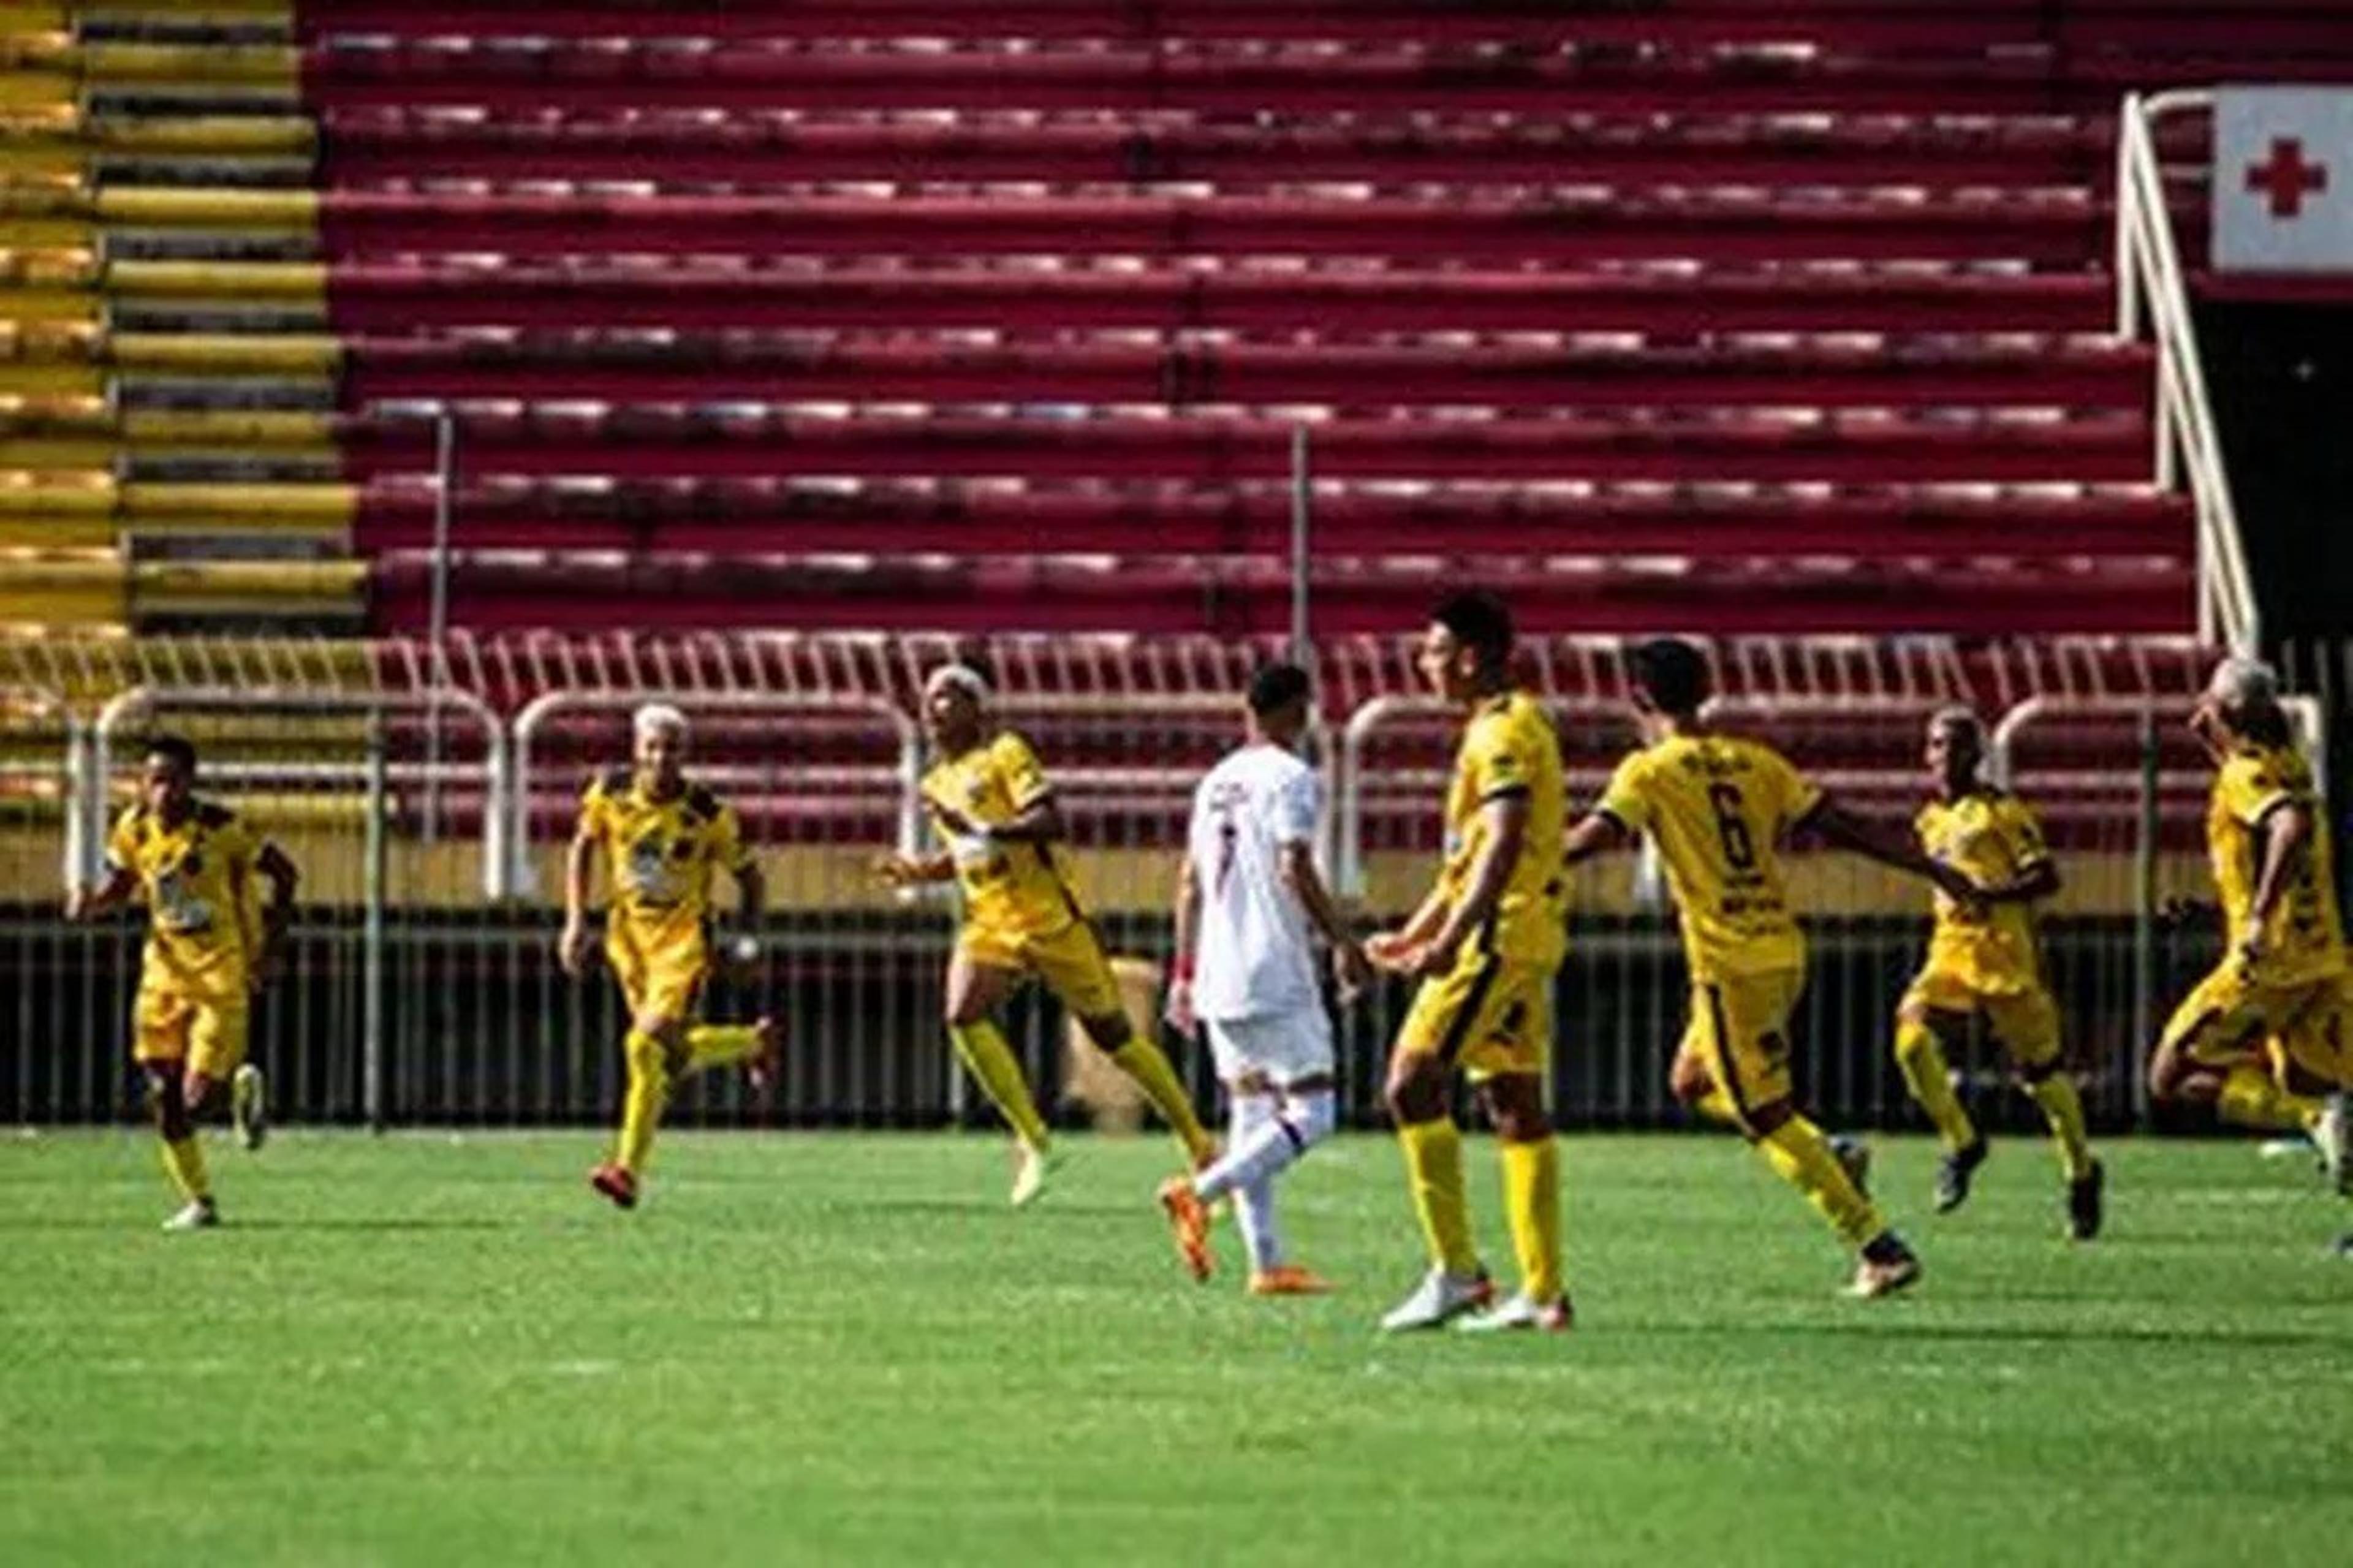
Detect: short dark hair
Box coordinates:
(1431, 589, 1514, 673)
(1626, 638, 1711, 715)
(145, 733, 199, 777)
(1246, 662, 1313, 717)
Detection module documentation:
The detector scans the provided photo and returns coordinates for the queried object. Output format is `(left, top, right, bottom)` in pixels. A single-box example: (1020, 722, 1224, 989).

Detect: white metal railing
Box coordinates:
(83, 686, 512, 898)
(2115, 88, 2258, 653)
(509, 690, 924, 898)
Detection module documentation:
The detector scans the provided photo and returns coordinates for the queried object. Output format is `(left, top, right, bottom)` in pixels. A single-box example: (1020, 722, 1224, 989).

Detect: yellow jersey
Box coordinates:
(1915, 789, 2051, 994)
(2208, 741, 2345, 986)
(1597, 732, 1822, 980)
(578, 770, 753, 949)
(1437, 691, 1567, 969)
(107, 798, 265, 999)
(922, 730, 1086, 938)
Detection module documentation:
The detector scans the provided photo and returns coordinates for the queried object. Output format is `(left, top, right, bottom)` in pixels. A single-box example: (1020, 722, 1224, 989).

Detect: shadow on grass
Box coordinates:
(1633, 1319, 2353, 1350)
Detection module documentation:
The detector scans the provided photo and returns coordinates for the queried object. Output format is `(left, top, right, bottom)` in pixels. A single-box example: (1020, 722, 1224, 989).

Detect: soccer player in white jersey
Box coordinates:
(1159, 662, 1372, 1293)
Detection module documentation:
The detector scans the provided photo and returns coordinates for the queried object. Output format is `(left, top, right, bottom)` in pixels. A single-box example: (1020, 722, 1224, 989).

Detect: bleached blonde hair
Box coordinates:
(631, 702, 690, 743)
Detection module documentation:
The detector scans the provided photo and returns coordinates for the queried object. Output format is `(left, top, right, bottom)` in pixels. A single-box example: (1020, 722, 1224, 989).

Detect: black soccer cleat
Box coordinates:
(1934, 1138, 1989, 1214)
(2066, 1160, 2105, 1242)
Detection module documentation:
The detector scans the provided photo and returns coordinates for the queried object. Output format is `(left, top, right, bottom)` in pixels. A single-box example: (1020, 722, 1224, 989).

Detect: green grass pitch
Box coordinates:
(5, 1128, 2351, 1566)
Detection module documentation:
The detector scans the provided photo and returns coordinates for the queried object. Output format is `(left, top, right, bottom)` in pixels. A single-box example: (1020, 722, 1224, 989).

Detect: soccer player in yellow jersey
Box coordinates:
(1895, 708, 2102, 1239)
(1562, 639, 1976, 1298)
(2149, 657, 2352, 1205)
(66, 735, 298, 1230)
(1366, 592, 1571, 1333)
(874, 664, 1215, 1206)
(561, 704, 779, 1211)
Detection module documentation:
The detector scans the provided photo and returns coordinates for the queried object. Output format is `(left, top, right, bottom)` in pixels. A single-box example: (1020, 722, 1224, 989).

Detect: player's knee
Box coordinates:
(2146, 1042, 2189, 1100)
(1667, 1053, 1713, 1106)
(1080, 1010, 1132, 1052)
(1745, 1097, 1795, 1138)
(1384, 1059, 1444, 1124)
(1279, 1088, 1338, 1149)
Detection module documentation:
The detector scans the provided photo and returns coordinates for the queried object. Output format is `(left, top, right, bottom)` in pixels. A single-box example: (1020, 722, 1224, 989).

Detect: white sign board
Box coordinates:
(2212, 86, 2353, 273)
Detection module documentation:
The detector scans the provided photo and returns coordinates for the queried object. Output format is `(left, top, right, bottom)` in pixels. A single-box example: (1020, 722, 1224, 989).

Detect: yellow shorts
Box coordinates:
(134, 982, 249, 1081)
(959, 919, 1124, 1020)
(1394, 953, 1554, 1083)
(1680, 968, 1803, 1127)
(2161, 961, 2350, 1081)
(607, 929, 710, 1023)
(1900, 965, 2062, 1070)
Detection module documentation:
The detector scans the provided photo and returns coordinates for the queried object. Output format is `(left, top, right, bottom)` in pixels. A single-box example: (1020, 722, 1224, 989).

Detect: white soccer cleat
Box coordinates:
(230, 1062, 268, 1151)
(1010, 1144, 1064, 1208)
(2313, 1094, 2351, 1197)
(1454, 1292, 1573, 1335)
(161, 1199, 219, 1232)
(1377, 1266, 1494, 1333)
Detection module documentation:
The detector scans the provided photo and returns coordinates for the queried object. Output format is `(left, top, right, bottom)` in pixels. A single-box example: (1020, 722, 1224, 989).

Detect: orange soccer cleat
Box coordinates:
(1156, 1176, 1213, 1282)
(1247, 1265, 1335, 1297)
(588, 1161, 639, 1210)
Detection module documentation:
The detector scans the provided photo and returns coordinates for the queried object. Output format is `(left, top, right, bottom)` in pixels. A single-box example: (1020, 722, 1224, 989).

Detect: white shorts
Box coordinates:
(1203, 1006, 1335, 1087)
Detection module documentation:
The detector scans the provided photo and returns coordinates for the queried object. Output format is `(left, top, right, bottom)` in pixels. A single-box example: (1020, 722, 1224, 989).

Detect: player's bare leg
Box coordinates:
(1456, 1073, 1570, 1333)
(230, 1061, 268, 1151)
(152, 1066, 219, 1231)
(1894, 1004, 1987, 1213)
(591, 1010, 689, 1210)
(1379, 1051, 1492, 1331)
(1082, 1007, 1216, 1170)
(942, 955, 1059, 1204)
(1168, 1071, 1336, 1292)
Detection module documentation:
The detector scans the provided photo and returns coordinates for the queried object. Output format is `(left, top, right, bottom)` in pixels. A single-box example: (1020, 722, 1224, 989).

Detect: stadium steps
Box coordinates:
(26, 1, 2284, 637)
(0, 8, 355, 632)
(286, 36, 2353, 117)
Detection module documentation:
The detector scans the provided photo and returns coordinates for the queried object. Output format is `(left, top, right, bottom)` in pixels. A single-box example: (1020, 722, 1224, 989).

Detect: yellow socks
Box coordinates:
(947, 1020, 1051, 1151)
(1756, 1114, 1885, 1248)
(2216, 1063, 2322, 1132)
(2025, 1074, 2096, 1181)
(159, 1134, 210, 1203)
(1108, 1037, 1215, 1164)
(1396, 1116, 1479, 1276)
(685, 1023, 760, 1075)
(1895, 1016, 1979, 1152)
(1499, 1135, 1563, 1303)
(616, 1028, 670, 1174)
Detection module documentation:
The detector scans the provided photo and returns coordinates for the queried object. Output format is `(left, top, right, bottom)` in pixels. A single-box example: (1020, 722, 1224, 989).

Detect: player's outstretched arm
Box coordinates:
(968, 795, 1065, 847)
(2240, 800, 2314, 963)
(1803, 799, 1980, 906)
(559, 828, 599, 977)
(251, 841, 300, 983)
(1167, 853, 1203, 1038)
(1398, 794, 1528, 980)
(723, 858, 768, 971)
(1561, 810, 1632, 867)
(1277, 841, 1371, 1001)
(871, 848, 956, 888)
(1976, 857, 2061, 905)
(63, 864, 137, 922)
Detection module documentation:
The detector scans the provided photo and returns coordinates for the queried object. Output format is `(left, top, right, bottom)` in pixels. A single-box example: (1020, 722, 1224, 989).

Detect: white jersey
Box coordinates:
(1188, 743, 1325, 1023)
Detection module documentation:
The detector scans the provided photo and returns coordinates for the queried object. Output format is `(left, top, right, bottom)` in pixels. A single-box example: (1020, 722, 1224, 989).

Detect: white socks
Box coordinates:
(1195, 1084, 1336, 1272)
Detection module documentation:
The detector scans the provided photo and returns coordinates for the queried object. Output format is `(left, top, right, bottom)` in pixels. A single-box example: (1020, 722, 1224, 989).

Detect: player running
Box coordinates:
(66, 735, 298, 1230)
(1370, 591, 1572, 1334)
(562, 703, 779, 1211)
(874, 663, 1216, 1206)
(1893, 708, 2103, 1239)
(1159, 662, 1370, 1295)
(1561, 638, 1974, 1298)
(2148, 657, 2351, 1207)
